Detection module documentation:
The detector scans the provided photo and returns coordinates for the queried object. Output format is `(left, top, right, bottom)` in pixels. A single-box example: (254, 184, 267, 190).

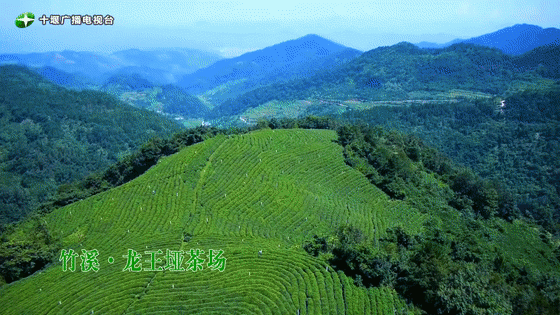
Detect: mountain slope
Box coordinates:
(31, 66, 96, 90)
(99, 76, 211, 119)
(101, 73, 155, 92)
(0, 128, 422, 314)
(335, 85, 560, 234)
(177, 34, 361, 103)
(158, 84, 211, 117)
(0, 65, 182, 228)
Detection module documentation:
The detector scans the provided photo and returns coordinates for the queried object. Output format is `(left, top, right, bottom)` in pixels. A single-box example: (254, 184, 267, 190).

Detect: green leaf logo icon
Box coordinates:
(15, 12, 35, 28)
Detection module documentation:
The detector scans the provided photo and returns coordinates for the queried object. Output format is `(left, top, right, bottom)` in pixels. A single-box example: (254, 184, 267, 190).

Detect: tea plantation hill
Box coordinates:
(1, 123, 559, 314)
(0, 128, 421, 314)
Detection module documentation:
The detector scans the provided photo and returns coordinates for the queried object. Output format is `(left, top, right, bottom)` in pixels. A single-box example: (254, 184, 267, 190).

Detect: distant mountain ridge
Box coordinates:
(0, 51, 118, 84)
(108, 48, 223, 84)
(415, 24, 560, 55)
(177, 34, 362, 101)
(212, 41, 554, 117)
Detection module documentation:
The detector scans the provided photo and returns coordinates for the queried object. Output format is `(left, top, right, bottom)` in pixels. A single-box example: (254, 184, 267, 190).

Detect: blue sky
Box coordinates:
(2, 0, 558, 56)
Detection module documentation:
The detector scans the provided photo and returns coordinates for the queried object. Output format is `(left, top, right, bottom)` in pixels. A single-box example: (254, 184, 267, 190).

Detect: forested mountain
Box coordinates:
(416, 24, 560, 55)
(18, 35, 361, 122)
(157, 84, 211, 118)
(0, 65, 182, 230)
(107, 66, 179, 86)
(177, 34, 361, 105)
(99, 74, 211, 120)
(212, 41, 546, 117)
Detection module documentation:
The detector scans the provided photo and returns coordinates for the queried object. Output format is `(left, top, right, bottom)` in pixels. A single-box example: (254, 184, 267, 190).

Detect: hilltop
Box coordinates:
(101, 73, 155, 92)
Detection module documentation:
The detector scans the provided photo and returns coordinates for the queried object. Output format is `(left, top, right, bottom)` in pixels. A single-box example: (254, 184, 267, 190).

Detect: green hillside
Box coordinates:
(0, 65, 182, 230)
(0, 128, 423, 314)
(2, 126, 559, 314)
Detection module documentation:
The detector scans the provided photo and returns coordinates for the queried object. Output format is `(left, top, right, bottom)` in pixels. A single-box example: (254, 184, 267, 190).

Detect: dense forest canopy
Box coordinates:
(336, 85, 560, 235)
(0, 65, 181, 230)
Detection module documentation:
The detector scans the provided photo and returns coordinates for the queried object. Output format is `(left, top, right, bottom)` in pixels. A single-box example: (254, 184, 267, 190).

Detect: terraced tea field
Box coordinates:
(0, 129, 424, 314)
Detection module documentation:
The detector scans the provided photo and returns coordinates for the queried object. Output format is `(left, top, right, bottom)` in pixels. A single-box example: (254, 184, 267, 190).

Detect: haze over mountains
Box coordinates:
(0, 47, 223, 86)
